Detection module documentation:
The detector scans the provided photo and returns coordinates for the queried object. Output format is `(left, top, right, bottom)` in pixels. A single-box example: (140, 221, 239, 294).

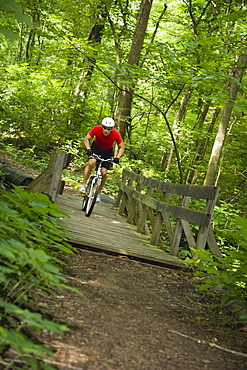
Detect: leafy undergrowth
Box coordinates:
(185, 216, 247, 324)
(0, 186, 80, 369)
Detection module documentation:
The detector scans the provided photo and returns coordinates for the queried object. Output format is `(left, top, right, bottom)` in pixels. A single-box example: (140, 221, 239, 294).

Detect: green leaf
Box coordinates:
(236, 216, 247, 229)
(30, 201, 49, 208)
(0, 243, 15, 259)
(198, 284, 212, 291)
(194, 271, 205, 277)
(54, 243, 75, 254)
(0, 299, 69, 333)
(191, 248, 213, 262)
(0, 0, 22, 12)
(0, 326, 52, 357)
(15, 12, 32, 27)
(0, 28, 19, 41)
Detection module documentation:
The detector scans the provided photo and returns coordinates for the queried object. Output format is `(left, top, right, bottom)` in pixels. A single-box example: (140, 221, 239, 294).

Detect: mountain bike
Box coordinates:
(82, 154, 112, 217)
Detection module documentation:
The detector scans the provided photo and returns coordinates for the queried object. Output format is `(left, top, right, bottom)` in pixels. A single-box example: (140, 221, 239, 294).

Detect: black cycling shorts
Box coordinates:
(91, 141, 113, 169)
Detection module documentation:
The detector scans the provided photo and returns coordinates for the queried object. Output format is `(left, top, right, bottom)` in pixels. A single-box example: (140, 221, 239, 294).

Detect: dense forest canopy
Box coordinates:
(0, 0, 246, 209)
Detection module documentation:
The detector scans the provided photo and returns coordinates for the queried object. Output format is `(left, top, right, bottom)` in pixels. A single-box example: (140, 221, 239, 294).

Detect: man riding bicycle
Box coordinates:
(79, 117, 125, 202)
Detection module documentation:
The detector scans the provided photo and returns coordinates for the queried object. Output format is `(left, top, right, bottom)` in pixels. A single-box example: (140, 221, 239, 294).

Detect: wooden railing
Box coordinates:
(115, 169, 222, 258)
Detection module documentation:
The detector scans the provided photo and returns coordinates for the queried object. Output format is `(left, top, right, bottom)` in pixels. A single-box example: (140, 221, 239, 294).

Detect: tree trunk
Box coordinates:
(68, 2, 109, 131)
(189, 107, 220, 184)
(74, 4, 108, 100)
(117, 0, 153, 139)
(204, 53, 247, 186)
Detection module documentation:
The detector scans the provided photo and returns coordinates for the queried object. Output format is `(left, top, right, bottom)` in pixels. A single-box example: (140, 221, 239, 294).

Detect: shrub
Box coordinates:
(186, 216, 247, 323)
(0, 186, 79, 369)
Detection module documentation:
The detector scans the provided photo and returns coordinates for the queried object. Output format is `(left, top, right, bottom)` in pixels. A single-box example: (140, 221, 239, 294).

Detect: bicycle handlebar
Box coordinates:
(89, 154, 112, 162)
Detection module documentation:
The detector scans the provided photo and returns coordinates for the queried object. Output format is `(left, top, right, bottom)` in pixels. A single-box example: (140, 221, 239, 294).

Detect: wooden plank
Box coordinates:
(127, 178, 144, 224)
(118, 183, 209, 226)
(125, 177, 134, 216)
(119, 192, 128, 216)
(170, 219, 183, 256)
(137, 202, 150, 236)
(116, 171, 128, 209)
(180, 219, 196, 258)
(195, 188, 220, 252)
(122, 169, 218, 199)
(62, 218, 152, 245)
(161, 192, 174, 246)
(150, 211, 163, 246)
(27, 150, 70, 202)
(162, 212, 174, 245)
(136, 187, 154, 234)
(207, 228, 222, 257)
(57, 194, 184, 269)
(115, 189, 122, 208)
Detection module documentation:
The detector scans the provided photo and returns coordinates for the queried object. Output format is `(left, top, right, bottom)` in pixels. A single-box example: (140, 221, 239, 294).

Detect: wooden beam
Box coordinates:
(27, 150, 71, 202)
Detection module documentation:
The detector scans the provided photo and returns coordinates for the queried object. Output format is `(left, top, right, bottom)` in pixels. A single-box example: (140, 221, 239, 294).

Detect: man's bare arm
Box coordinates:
(116, 142, 125, 158)
(84, 133, 92, 150)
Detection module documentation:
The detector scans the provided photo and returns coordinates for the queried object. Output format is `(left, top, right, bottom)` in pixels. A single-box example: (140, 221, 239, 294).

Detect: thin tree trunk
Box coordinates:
(68, 2, 109, 131)
(189, 107, 220, 184)
(204, 53, 247, 186)
(74, 4, 108, 100)
(117, 0, 153, 139)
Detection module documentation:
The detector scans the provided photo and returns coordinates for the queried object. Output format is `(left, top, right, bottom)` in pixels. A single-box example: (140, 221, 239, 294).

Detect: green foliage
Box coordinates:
(0, 167, 7, 189)
(1, 144, 49, 173)
(0, 0, 32, 41)
(186, 216, 247, 322)
(211, 201, 243, 249)
(0, 186, 79, 368)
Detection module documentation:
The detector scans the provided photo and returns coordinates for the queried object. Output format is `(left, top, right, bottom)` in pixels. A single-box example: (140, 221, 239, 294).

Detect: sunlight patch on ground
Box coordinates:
(94, 213, 122, 224)
(47, 341, 89, 368)
(66, 275, 102, 287)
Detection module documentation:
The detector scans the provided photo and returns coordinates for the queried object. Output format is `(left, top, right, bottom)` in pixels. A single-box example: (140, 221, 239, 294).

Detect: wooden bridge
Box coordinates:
(56, 194, 184, 269)
(27, 150, 221, 268)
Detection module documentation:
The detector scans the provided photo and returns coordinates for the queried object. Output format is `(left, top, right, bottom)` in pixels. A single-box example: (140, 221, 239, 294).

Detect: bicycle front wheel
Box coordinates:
(85, 178, 100, 217)
(82, 180, 91, 211)
(82, 194, 88, 211)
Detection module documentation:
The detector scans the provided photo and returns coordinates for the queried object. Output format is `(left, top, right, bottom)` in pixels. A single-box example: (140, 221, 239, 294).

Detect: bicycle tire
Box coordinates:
(82, 195, 88, 211)
(85, 178, 100, 217)
(82, 179, 92, 211)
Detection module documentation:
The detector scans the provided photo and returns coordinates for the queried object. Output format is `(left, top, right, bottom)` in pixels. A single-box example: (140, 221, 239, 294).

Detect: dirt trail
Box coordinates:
(36, 249, 247, 370)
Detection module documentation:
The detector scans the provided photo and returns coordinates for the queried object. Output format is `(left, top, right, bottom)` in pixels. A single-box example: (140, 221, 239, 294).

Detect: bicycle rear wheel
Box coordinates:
(85, 178, 100, 217)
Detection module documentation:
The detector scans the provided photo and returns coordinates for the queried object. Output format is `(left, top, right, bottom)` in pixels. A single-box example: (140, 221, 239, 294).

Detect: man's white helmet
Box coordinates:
(102, 117, 115, 128)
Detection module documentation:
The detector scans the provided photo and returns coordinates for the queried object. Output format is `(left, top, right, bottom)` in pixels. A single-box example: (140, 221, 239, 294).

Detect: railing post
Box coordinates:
(136, 187, 153, 235)
(127, 176, 144, 224)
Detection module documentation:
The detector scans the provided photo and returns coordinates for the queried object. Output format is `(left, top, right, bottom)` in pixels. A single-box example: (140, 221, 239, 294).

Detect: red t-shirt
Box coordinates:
(88, 125, 123, 150)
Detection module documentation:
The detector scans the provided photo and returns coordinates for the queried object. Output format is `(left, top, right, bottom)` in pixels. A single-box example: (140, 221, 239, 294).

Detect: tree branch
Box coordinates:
(66, 40, 184, 183)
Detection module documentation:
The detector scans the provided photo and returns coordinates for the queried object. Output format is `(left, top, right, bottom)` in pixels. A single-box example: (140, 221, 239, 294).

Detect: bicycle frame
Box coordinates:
(82, 154, 112, 217)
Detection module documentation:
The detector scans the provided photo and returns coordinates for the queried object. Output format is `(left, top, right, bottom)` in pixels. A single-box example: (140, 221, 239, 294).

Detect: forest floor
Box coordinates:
(1, 152, 247, 370)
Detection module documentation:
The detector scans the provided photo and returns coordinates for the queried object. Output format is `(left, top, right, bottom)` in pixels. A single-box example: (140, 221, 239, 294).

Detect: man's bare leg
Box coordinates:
(83, 158, 96, 185)
(99, 167, 108, 193)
